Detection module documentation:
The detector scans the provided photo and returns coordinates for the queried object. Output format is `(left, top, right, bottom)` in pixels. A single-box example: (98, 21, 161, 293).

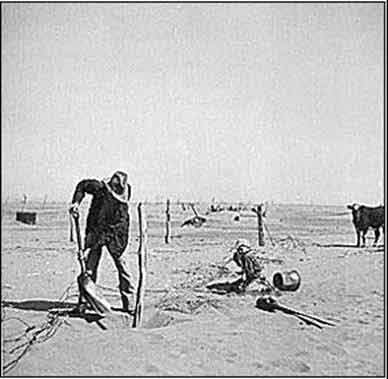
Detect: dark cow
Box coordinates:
(347, 204, 385, 247)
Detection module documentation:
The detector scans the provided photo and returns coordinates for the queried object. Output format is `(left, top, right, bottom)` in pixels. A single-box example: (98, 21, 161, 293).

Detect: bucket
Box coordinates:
(16, 212, 37, 225)
(272, 270, 301, 291)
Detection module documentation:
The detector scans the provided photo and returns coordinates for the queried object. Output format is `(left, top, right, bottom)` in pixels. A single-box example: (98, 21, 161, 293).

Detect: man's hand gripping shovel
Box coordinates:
(70, 211, 111, 317)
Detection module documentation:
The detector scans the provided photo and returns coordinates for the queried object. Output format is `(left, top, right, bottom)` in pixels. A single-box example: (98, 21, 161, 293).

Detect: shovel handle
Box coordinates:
(293, 311, 336, 326)
(295, 314, 323, 329)
(276, 304, 335, 326)
(69, 214, 74, 242)
(71, 213, 87, 274)
(71, 213, 83, 252)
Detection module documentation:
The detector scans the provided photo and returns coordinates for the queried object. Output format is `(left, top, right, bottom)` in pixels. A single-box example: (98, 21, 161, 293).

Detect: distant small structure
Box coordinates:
(16, 212, 37, 225)
(16, 194, 37, 225)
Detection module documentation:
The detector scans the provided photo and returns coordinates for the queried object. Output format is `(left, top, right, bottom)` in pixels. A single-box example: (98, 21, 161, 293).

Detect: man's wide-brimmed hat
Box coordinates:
(102, 171, 130, 203)
(231, 239, 251, 254)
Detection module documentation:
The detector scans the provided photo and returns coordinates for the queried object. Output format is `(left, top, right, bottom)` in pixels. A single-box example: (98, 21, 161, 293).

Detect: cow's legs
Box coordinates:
(361, 230, 367, 247)
(356, 230, 361, 247)
(373, 228, 381, 247)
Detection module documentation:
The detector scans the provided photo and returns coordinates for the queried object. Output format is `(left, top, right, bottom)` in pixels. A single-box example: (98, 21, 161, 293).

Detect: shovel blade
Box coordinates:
(80, 276, 111, 316)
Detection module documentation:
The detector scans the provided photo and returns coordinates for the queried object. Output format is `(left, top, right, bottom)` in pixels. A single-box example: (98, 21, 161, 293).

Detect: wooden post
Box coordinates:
(133, 202, 147, 328)
(41, 194, 48, 210)
(264, 223, 275, 247)
(21, 194, 27, 212)
(165, 199, 171, 244)
(256, 204, 265, 247)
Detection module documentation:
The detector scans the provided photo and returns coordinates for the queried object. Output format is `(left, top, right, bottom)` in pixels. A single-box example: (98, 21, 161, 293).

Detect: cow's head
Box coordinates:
(347, 203, 361, 223)
(347, 203, 361, 210)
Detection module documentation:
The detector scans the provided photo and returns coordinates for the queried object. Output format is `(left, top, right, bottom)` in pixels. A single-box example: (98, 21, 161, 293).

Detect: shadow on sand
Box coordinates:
(314, 243, 359, 248)
(2, 299, 76, 312)
(206, 278, 244, 294)
(313, 243, 385, 252)
(2, 299, 106, 329)
(314, 242, 384, 248)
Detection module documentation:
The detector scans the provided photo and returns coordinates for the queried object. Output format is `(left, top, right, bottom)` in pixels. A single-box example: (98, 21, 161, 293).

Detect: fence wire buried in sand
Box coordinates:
(1, 281, 75, 374)
(1, 278, 181, 373)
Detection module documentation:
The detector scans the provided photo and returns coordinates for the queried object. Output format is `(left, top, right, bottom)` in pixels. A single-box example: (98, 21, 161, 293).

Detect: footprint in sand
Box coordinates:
(144, 363, 167, 375)
(270, 358, 311, 373)
(294, 350, 311, 359)
(341, 332, 358, 344)
(226, 351, 238, 359)
(254, 362, 264, 369)
(371, 290, 383, 298)
(316, 343, 347, 356)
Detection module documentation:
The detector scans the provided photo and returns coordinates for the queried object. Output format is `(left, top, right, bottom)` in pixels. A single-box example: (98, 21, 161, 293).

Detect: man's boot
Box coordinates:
(70, 296, 88, 315)
(121, 294, 133, 314)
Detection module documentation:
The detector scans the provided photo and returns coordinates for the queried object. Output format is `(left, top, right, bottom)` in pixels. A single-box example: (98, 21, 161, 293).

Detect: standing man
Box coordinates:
(69, 171, 134, 313)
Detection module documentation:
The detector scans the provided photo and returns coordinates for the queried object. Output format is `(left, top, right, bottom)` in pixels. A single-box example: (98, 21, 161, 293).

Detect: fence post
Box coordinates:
(165, 198, 171, 244)
(133, 202, 147, 328)
(21, 194, 27, 212)
(41, 194, 48, 210)
(256, 204, 265, 247)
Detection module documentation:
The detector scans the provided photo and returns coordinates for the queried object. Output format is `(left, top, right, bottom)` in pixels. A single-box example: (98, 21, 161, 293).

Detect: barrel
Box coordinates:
(16, 212, 37, 225)
(272, 270, 301, 291)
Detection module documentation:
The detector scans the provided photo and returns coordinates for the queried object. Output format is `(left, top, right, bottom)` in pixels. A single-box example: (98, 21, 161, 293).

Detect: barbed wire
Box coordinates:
(1, 280, 75, 374)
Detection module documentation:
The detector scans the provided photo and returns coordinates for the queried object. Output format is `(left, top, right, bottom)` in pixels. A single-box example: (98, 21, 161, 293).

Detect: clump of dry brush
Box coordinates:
(157, 291, 223, 315)
(173, 262, 233, 291)
(155, 261, 234, 314)
(271, 235, 308, 256)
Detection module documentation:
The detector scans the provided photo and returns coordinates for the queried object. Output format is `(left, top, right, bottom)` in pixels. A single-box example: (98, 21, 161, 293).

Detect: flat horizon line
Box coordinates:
(1, 199, 380, 208)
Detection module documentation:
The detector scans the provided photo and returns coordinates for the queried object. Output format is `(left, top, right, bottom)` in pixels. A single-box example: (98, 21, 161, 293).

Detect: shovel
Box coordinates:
(72, 213, 111, 317)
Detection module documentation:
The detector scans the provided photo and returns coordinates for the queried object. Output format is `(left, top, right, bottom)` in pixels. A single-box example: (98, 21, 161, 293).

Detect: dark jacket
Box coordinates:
(72, 179, 131, 252)
(233, 249, 264, 281)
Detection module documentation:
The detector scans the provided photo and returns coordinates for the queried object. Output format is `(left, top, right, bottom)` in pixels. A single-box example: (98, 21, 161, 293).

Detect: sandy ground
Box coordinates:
(1, 201, 385, 376)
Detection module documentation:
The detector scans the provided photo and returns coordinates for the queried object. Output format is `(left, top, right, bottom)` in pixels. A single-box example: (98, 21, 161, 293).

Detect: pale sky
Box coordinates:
(1, 3, 385, 204)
